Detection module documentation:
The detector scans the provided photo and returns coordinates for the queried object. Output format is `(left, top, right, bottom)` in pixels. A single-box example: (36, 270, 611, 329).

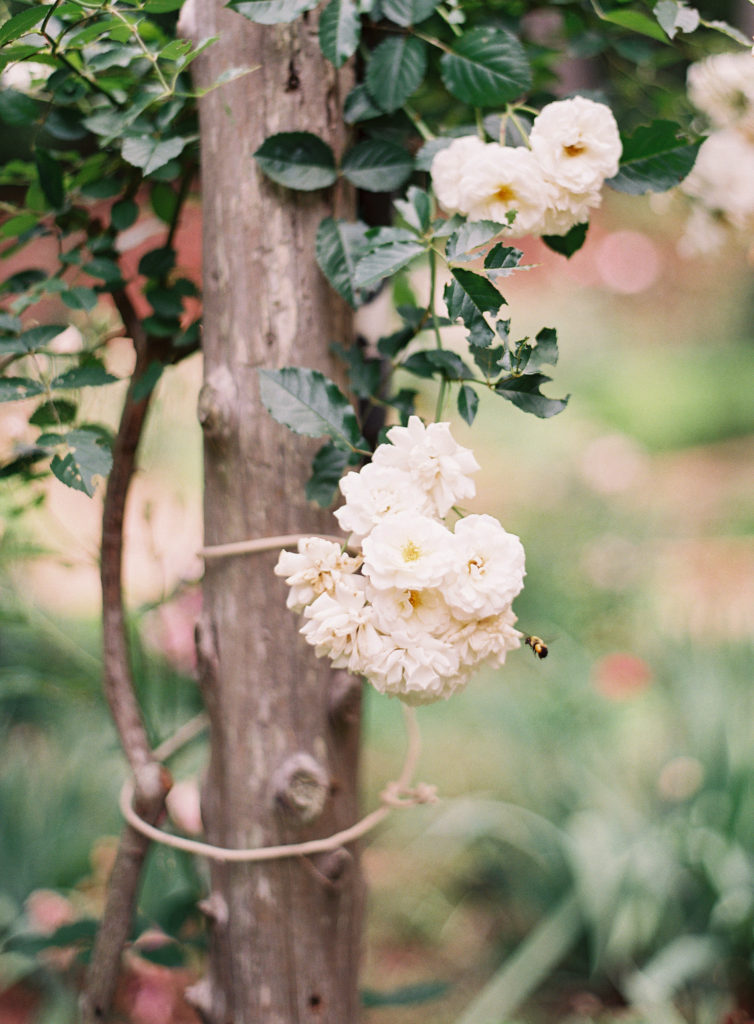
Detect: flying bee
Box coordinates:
(524, 635, 548, 659)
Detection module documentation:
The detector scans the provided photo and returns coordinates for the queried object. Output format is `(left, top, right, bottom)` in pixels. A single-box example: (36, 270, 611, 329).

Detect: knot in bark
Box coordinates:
(197, 366, 237, 443)
(273, 752, 329, 824)
(328, 671, 362, 727)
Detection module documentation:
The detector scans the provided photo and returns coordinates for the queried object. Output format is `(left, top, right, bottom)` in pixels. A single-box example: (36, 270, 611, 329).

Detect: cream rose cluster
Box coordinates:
(430, 96, 622, 238)
(679, 51, 754, 254)
(274, 417, 525, 706)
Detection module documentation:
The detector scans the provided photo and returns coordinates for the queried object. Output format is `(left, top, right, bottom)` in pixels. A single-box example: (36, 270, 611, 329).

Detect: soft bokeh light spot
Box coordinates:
(595, 229, 662, 293)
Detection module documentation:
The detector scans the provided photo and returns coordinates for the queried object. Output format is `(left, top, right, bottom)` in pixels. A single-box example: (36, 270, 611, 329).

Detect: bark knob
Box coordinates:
(273, 752, 330, 824)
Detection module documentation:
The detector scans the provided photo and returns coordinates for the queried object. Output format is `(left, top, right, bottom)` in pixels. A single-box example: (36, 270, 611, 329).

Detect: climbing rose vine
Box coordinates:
(275, 418, 525, 706)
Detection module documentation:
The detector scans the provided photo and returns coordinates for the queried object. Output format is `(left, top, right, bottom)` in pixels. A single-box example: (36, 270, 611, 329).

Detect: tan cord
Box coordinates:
(119, 705, 435, 863)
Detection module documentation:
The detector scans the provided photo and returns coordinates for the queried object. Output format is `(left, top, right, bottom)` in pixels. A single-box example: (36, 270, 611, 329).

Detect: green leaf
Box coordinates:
(306, 442, 351, 506)
(495, 373, 568, 418)
(365, 36, 427, 113)
(132, 361, 164, 401)
(258, 367, 364, 451)
(315, 217, 371, 308)
(138, 247, 175, 278)
(18, 325, 68, 351)
(254, 132, 337, 190)
(121, 136, 188, 175)
(341, 139, 413, 192)
(83, 257, 123, 285)
(34, 148, 65, 210)
(457, 383, 479, 425)
(0, 6, 51, 46)
(394, 187, 432, 234)
(527, 327, 559, 371)
(542, 222, 588, 258)
(0, 87, 39, 126)
(400, 351, 437, 379)
(444, 267, 504, 343)
(380, 0, 438, 25)
(228, 0, 319, 23)
(600, 7, 669, 41)
(377, 325, 416, 357)
(440, 28, 531, 108)
(0, 377, 45, 401)
(29, 399, 77, 427)
(51, 362, 118, 389)
(653, 0, 700, 38)
(50, 428, 112, 497)
(353, 240, 424, 289)
(61, 286, 98, 312)
(110, 199, 139, 231)
(609, 121, 702, 195)
(424, 349, 474, 380)
(484, 242, 525, 277)
(470, 343, 504, 377)
(702, 19, 752, 46)
(343, 84, 383, 124)
(319, 0, 360, 68)
(446, 221, 507, 263)
(0, 212, 39, 239)
(0, 313, 22, 334)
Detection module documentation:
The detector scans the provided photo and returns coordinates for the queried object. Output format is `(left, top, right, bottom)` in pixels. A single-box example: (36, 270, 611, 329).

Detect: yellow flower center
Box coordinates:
(401, 540, 422, 563)
(494, 184, 517, 203)
(563, 142, 586, 158)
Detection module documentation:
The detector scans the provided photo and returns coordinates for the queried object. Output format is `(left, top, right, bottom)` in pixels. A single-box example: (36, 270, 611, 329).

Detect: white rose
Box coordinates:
(368, 582, 455, 640)
(445, 606, 522, 669)
(540, 184, 601, 236)
(372, 416, 479, 517)
(274, 537, 361, 612)
(530, 97, 622, 193)
(445, 514, 526, 619)
(300, 577, 372, 668)
(361, 512, 455, 591)
(680, 129, 754, 228)
(457, 143, 555, 236)
(430, 135, 487, 214)
(687, 51, 754, 133)
(366, 631, 467, 705)
(334, 462, 434, 546)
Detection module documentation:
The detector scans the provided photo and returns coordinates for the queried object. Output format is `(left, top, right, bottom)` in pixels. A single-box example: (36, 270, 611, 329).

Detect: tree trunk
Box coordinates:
(191, 4, 362, 1022)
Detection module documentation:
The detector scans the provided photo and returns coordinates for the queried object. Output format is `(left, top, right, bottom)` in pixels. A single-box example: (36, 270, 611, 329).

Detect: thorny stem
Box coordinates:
(428, 248, 448, 421)
(108, 4, 172, 95)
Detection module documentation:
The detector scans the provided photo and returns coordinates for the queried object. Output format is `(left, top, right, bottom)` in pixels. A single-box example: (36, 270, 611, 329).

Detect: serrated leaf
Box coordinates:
(600, 7, 669, 41)
(51, 362, 118, 389)
(484, 242, 525, 277)
(380, 0, 438, 25)
(457, 383, 479, 425)
(400, 351, 437, 379)
(306, 442, 351, 506)
(609, 121, 702, 194)
(527, 326, 558, 370)
(440, 28, 531, 108)
(18, 325, 69, 351)
(425, 349, 474, 379)
(319, 0, 360, 67)
(365, 36, 427, 113)
(377, 325, 416, 357)
(228, 0, 318, 23)
(315, 217, 371, 308)
(0, 6, 51, 46)
(542, 221, 588, 258)
(254, 132, 337, 190)
(343, 83, 383, 124)
(258, 367, 364, 451)
(0, 377, 45, 402)
(121, 136, 188, 175)
(341, 139, 413, 192)
(446, 220, 506, 262)
(29, 399, 77, 427)
(50, 428, 112, 496)
(445, 267, 505, 324)
(394, 187, 432, 233)
(653, 0, 700, 38)
(495, 373, 568, 418)
(470, 343, 504, 377)
(34, 148, 65, 210)
(353, 240, 424, 289)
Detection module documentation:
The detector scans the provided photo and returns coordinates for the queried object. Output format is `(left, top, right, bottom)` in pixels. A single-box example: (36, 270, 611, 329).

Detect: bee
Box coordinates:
(524, 635, 548, 659)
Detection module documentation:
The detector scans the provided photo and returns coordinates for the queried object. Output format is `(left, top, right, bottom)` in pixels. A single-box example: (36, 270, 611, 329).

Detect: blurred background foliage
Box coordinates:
(1, 177, 753, 1023)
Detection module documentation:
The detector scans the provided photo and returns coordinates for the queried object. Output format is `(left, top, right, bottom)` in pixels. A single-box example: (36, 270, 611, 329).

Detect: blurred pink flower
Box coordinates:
(592, 652, 652, 700)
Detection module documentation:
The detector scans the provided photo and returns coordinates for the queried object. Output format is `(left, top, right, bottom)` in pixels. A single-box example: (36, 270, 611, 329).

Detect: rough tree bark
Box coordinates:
(190, 3, 363, 1022)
